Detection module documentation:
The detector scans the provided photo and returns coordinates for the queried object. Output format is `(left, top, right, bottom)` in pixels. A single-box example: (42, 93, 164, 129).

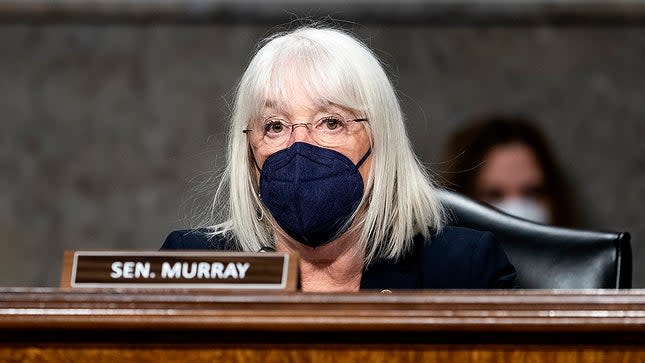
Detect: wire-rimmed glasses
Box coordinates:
(243, 115, 368, 149)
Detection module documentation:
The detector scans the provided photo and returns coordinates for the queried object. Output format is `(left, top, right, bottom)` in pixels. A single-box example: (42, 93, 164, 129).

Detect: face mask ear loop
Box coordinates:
(249, 147, 262, 174)
(350, 148, 371, 226)
(248, 146, 263, 204)
(356, 148, 372, 168)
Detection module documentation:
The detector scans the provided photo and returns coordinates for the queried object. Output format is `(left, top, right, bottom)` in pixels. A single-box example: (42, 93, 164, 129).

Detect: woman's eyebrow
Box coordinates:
(261, 100, 292, 116)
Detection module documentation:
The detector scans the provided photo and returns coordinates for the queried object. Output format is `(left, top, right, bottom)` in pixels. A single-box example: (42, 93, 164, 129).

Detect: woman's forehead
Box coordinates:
(258, 99, 352, 117)
(250, 60, 365, 118)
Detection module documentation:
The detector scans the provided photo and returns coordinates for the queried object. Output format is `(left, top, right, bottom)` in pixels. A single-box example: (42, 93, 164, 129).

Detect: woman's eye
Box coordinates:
(522, 185, 547, 199)
(479, 188, 504, 204)
(265, 121, 285, 134)
(320, 117, 344, 130)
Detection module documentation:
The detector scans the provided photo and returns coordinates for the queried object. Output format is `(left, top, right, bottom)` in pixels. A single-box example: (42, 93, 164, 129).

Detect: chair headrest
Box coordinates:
(437, 189, 631, 289)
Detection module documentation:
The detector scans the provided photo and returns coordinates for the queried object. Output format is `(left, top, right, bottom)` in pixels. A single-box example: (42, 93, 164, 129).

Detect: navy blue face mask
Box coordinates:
(259, 142, 370, 248)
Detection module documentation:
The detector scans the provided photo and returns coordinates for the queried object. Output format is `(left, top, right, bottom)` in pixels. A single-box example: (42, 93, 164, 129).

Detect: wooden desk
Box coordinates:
(1, 288, 645, 362)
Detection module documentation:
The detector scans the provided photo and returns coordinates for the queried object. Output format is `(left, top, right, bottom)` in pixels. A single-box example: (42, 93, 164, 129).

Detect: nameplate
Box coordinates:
(61, 251, 298, 291)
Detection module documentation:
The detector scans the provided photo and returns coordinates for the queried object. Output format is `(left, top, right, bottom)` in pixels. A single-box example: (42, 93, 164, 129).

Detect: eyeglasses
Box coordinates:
(243, 115, 368, 148)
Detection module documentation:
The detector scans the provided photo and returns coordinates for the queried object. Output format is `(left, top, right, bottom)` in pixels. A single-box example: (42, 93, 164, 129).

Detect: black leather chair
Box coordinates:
(438, 189, 632, 289)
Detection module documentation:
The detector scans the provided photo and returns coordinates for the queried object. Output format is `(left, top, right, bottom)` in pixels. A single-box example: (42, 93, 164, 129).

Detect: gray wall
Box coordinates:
(1, 24, 643, 287)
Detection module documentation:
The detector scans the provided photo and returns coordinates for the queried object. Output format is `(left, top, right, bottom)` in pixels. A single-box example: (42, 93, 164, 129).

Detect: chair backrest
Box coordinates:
(437, 189, 632, 289)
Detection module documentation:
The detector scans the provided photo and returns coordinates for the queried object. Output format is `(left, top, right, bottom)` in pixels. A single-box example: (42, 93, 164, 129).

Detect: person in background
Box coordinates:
(441, 115, 577, 227)
(162, 26, 516, 291)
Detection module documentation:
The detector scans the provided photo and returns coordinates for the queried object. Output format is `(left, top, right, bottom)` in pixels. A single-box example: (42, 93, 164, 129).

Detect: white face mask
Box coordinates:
(491, 197, 551, 225)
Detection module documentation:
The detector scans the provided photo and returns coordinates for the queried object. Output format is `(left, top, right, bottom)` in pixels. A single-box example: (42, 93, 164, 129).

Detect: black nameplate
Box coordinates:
(61, 251, 298, 290)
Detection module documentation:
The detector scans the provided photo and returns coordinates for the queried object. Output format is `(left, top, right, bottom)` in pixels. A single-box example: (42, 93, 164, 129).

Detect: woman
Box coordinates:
(162, 26, 516, 291)
(442, 116, 577, 227)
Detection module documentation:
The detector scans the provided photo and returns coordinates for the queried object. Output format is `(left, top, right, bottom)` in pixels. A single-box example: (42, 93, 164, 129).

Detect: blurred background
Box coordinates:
(0, 0, 643, 287)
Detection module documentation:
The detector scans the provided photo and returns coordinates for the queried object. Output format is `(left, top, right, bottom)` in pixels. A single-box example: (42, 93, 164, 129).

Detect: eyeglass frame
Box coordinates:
(241, 117, 369, 141)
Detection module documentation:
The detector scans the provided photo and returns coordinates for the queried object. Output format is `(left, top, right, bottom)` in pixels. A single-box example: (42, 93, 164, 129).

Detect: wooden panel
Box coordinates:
(3, 288, 645, 332)
(2, 345, 645, 363)
(60, 251, 73, 288)
(2, 289, 645, 362)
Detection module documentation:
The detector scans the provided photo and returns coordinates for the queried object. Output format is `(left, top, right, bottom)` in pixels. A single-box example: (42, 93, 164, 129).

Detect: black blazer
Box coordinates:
(161, 226, 517, 290)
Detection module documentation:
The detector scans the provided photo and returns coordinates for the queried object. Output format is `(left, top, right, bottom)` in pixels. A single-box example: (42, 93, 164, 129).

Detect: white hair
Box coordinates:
(206, 26, 444, 263)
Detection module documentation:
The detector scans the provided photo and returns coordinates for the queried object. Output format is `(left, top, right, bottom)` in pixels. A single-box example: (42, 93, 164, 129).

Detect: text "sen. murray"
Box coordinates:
(110, 261, 250, 279)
